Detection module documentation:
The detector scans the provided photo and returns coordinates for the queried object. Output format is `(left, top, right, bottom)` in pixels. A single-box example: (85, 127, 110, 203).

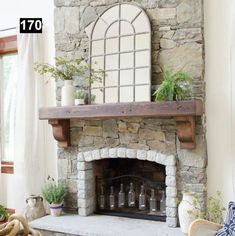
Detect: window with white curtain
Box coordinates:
(0, 36, 17, 171)
(90, 3, 151, 104)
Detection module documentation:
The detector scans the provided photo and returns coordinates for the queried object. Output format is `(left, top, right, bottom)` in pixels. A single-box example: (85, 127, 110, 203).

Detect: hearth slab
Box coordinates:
(30, 214, 184, 236)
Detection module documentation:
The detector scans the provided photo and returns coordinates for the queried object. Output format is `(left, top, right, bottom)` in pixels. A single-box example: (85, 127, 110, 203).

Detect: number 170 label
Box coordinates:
(20, 18, 43, 33)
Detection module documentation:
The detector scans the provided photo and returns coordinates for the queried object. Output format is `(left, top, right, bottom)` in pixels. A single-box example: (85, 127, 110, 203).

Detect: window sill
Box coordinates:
(1, 161, 14, 174)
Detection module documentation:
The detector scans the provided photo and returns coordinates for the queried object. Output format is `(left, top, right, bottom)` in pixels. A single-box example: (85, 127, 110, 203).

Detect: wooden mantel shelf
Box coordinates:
(39, 100, 204, 149)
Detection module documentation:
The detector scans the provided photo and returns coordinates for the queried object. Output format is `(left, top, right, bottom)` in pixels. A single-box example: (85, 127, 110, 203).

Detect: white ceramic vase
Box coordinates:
(75, 98, 85, 105)
(61, 80, 74, 106)
(178, 192, 197, 234)
(50, 203, 63, 217)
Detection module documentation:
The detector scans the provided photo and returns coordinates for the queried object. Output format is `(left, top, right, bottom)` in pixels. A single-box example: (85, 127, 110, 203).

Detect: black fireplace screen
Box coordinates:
(95, 174, 166, 221)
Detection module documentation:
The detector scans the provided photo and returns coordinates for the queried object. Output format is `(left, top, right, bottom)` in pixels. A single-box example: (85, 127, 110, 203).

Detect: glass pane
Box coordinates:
(106, 22, 119, 37)
(93, 18, 107, 39)
(120, 36, 134, 52)
(135, 85, 150, 102)
(91, 56, 104, 71)
(121, 4, 141, 22)
(120, 86, 133, 102)
(2, 54, 18, 161)
(135, 68, 150, 84)
(120, 69, 133, 86)
(105, 88, 118, 103)
(120, 53, 133, 69)
(132, 12, 150, 33)
(136, 34, 150, 50)
(91, 88, 103, 104)
(120, 21, 134, 35)
(106, 38, 119, 54)
(105, 71, 118, 87)
(105, 55, 118, 70)
(92, 40, 104, 56)
(101, 5, 119, 25)
(135, 51, 150, 67)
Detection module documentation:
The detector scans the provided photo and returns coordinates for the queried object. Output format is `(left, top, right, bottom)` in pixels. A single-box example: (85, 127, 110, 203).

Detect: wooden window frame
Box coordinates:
(0, 35, 17, 174)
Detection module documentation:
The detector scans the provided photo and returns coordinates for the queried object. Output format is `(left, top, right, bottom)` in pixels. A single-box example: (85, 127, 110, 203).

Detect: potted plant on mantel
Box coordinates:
(153, 69, 192, 102)
(74, 89, 86, 105)
(34, 56, 103, 106)
(42, 177, 66, 217)
(0, 205, 10, 222)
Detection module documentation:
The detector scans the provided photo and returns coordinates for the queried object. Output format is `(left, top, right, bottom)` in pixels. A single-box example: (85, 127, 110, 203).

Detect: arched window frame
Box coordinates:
(89, 3, 151, 104)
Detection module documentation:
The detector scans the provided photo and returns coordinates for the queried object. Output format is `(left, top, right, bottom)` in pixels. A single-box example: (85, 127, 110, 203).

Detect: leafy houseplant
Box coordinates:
(34, 56, 103, 106)
(153, 69, 192, 101)
(0, 205, 9, 221)
(74, 90, 86, 105)
(42, 177, 66, 217)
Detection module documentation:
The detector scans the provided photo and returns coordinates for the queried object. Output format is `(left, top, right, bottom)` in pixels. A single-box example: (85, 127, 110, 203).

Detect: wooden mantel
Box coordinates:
(39, 100, 204, 149)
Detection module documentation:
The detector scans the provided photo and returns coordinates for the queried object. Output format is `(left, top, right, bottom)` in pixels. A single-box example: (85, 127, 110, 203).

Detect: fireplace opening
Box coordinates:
(93, 159, 166, 221)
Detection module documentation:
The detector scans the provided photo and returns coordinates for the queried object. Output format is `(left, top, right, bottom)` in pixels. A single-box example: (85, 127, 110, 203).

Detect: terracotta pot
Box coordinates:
(61, 80, 74, 106)
(178, 192, 198, 234)
(50, 203, 63, 217)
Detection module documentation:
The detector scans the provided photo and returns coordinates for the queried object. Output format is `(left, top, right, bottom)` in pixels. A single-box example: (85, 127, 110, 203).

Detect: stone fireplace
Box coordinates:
(54, 0, 206, 229)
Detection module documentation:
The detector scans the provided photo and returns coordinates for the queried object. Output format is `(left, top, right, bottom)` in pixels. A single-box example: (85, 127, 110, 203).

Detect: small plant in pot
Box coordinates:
(0, 205, 9, 222)
(74, 90, 86, 105)
(42, 177, 66, 217)
(153, 69, 192, 101)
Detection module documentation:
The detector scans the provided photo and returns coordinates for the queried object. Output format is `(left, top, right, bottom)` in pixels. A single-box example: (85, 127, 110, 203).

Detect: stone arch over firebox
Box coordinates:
(77, 147, 178, 227)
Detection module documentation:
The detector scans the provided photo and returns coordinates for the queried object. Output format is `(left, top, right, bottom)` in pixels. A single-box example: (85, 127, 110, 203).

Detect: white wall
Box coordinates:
(205, 0, 235, 206)
(0, 0, 57, 208)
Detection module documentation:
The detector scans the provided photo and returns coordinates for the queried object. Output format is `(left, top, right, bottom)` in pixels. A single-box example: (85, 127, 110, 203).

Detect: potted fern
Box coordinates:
(42, 177, 66, 217)
(74, 90, 86, 105)
(153, 69, 192, 101)
(0, 205, 9, 222)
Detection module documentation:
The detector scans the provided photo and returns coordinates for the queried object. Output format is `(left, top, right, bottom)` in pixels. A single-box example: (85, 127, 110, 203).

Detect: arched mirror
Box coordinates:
(90, 3, 151, 104)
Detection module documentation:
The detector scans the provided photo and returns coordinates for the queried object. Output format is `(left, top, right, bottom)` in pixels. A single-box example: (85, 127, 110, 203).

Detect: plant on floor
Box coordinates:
(187, 191, 226, 224)
(153, 69, 192, 101)
(0, 205, 9, 221)
(42, 176, 66, 217)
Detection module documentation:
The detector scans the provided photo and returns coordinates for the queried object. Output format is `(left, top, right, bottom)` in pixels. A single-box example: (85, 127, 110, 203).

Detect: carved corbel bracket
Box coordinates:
(48, 119, 70, 148)
(175, 116, 196, 149)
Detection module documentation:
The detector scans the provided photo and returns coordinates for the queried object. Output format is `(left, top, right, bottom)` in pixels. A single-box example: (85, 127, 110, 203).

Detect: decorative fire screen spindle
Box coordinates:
(90, 3, 151, 104)
(96, 175, 166, 221)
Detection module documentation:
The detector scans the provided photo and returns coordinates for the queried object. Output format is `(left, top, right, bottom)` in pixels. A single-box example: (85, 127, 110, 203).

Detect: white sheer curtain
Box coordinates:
(13, 34, 47, 213)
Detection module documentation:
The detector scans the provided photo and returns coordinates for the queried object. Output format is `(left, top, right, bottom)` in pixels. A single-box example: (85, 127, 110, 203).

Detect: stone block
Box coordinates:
(167, 217, 178, 227)
(78, 170, 93, 180)
(58, 159, 68, 179)
(77, 152, 84, 162)
(166, 166, 177, 176)
(83, 126, 102, 136)
(165, 155, 176, 166)
(65, 179, 78, 193)
(54, 8, 65, 34)
(166, 187, 177, 197)
(158, 0, 181, 8)
(137, 150, 147, 160)
(64, 7, 80, 34)
(139, 129, 165, 141)
(120, 133, 138, 144)
(173, 28, 202, 43)
(100, 148, 109, 158)
(78, 198, 94, 208)
(77, 179, 93, 191)
(118, 121, 127, 132)
(166, 197, 178, 207)
(106, 138, 119, 147)
(78, 135, 94, 147)
(92, 149, 100, 160)
(109, 148, 117, 158)
(77, 162, 93, 171)
(58, 147, 78, 159)
(103, 120, 118, 138)
(166, 207, 178, 217)
(126, 149, 137, 158)
(155, 153, 166, 165)
(83, 151, 92, 162)
(160, 38, 176, 49)
(78, 206, 94, 216)
(147, 150, 156, 162)
(127, 123, 140, 133)
(177, 135, 207, 168)
(177, 0, 202, 26)
(166, 176, 176, 187)
(78, 189, 93, 198)
(147, 8, 176, 23)
(117, 147, 126, 158)
(129, 143, 150, 151)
